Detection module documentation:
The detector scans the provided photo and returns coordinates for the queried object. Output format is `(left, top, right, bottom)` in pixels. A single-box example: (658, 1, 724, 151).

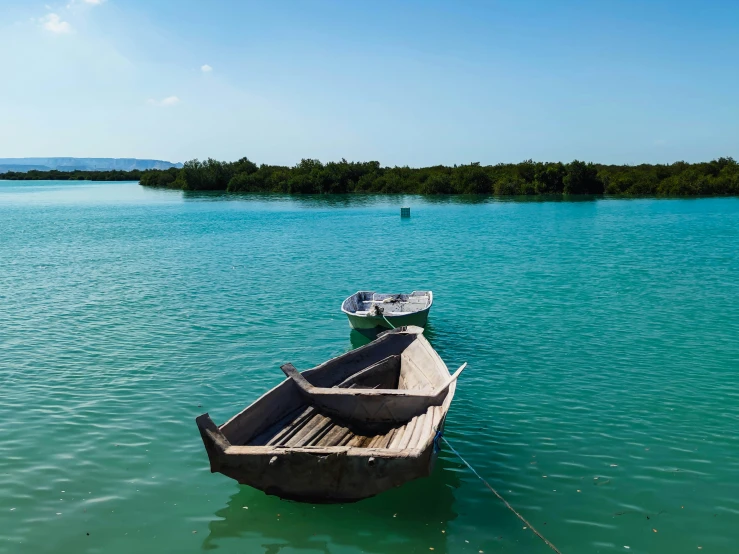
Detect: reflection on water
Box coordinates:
(181, 190, 420, 209)
(0, 180, 175, 205)
(349, 329, 374, 349)
(202, 456, 461, 553)
(421, 321, 438, 343)
(0, 180, 602, 208)
(181, 190, 603, 207)
(348, 321, 438, 350)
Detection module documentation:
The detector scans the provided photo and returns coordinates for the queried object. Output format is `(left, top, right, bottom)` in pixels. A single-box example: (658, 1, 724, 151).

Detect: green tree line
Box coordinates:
(139, 157, 739, 196)
(4, 158, 739, 196)
(1, 169, 143, 181)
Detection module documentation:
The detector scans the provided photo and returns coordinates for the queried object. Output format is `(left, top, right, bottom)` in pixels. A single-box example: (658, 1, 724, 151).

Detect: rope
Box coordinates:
(380, 312, 396, 329)
(372, 301, 557, 551)
(433, 429, 443, 453)
(441, 436, 563, 554)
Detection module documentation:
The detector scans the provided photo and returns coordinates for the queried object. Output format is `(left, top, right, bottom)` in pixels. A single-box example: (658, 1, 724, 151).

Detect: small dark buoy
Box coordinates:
(401, 207, 410, 218)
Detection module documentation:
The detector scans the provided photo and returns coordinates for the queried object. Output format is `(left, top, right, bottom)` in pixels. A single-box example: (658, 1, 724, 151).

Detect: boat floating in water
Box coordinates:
(280, 350, 465, 434)
(196, 326, 464, 503)
(341, 291, 433, 333)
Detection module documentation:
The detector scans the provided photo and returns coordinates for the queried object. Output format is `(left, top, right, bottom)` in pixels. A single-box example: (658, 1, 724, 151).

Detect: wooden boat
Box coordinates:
(341, 290, 433, 333)
(195, 326, 464, 503)
(280, 360, 465, 434)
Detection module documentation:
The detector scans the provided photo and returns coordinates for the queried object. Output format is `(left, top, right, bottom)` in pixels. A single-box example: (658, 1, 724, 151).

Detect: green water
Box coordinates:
(1, 181, 739, 554)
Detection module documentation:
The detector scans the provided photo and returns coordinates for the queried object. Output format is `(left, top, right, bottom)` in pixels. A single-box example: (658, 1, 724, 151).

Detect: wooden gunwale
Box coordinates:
(200, 326, 459, 473)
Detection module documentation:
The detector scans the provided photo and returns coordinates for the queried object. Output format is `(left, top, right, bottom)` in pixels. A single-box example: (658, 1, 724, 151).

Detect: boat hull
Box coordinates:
(217, 445, 439, 503)
(197, 412, 448, 503)
(345, 308, 430, 332)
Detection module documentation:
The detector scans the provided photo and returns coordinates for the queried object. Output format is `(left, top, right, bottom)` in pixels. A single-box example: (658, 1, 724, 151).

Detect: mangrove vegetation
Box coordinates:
(1, 169, 144, 181)
(138, 157, 739, 197)
(4, 157, 739, 197)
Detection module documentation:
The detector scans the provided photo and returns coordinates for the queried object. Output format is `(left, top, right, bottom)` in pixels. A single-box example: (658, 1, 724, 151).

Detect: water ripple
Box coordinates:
(1, 184, 739, 553)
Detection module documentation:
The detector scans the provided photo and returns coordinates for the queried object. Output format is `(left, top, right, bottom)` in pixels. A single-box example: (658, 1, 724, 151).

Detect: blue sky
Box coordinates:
(1, 0, 738, 166)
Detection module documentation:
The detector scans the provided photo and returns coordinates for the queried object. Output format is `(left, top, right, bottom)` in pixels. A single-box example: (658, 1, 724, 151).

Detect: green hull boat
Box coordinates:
(341, 291, 433, 333)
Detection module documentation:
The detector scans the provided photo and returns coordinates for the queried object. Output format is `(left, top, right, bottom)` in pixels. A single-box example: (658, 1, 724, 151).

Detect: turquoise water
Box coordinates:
(2, 181, 739, 554)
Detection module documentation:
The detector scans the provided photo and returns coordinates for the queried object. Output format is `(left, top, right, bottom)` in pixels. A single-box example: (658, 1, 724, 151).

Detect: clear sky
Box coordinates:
(1, 0, 738, 166)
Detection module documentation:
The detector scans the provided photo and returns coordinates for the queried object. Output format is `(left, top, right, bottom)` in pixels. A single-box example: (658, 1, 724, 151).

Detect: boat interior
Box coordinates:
(218, 329, 449, 450)
(246, 396, 442, 452)
(344, 291, 431, 316)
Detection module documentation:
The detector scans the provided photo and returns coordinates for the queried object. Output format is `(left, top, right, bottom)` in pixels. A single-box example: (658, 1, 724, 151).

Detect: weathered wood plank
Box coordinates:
(316, 425, 352, 447)
(374, 427, 397, 449)
(284, 413, 330, 447)
(387, 421, 409, 449)
(294, 416, 335, 447)
(337, 430, 356, 447)
(250, 406, 311, 446)
(406, 413, 426, 449)
(396, 416, 419, 450)
(412, 407, 435, 450)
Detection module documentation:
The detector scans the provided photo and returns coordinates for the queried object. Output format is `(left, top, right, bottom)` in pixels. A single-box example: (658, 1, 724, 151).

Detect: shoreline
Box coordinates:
(3, 156, 738, 197)
(4, 179, 739, 201)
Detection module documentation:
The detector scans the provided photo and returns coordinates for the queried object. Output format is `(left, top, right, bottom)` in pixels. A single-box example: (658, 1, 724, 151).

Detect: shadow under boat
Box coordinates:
(349, 320, 438, 347)
(201, 453, 462, 554)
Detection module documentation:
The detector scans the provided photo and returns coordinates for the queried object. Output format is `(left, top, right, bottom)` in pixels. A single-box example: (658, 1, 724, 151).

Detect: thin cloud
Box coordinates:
(42, 13, 72, 33)
(201, 64, 213, 73)
(147, 96, 180, 107)
(66, 0, 104, 7)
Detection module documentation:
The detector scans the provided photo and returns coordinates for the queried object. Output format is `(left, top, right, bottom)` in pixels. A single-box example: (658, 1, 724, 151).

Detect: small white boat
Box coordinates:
(341, 291, 433, 333)
(195, 326, 463, 503)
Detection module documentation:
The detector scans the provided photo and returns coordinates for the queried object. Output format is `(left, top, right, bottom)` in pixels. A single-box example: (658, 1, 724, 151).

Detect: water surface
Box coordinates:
(1, 181, 738, 553)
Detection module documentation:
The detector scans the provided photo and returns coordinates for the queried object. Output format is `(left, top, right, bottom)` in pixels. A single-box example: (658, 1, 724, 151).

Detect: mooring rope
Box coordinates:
(380, 312, 396, 329)
(374, 307, 558, 551)
(442, 436, 564, 554)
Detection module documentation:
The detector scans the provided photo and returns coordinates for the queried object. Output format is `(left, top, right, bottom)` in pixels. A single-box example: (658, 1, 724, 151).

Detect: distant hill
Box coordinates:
(0, 158, 183, 173)
(0, 164, 52, 173)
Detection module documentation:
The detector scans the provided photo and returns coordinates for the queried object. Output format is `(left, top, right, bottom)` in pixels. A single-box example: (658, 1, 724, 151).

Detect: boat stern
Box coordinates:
(195, 413, 231, 473)
(211, 446, 436, 503)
